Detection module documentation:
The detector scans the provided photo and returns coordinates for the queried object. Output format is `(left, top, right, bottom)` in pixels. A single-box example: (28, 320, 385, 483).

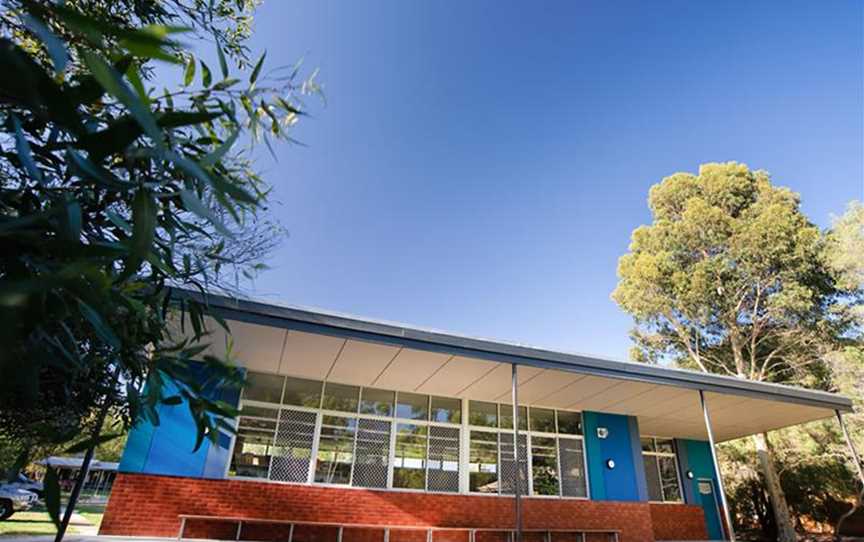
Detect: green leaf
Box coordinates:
(183, 55, 196, 87)
(212, 78, 240, 91)
(66, 148, 133, 190)
(125, 62, 149, 105)
(22, 15, 68, 75)
(78, 300, 120, 349)
(59, 198, 82, 241)
(82, 51, 162, 147)
(11, 115, 43, 184)
(200, 129, 239, 168)
(216, 38, 228, 78)
(250, 51, 266, 84)
(64, 433, 122, 454)
(180, 189, 232, 237)
(106, 210, 132, 233)
(200, 60, 212, 87)
(129, 189, 156, 269)
(44, 467, 61, 529)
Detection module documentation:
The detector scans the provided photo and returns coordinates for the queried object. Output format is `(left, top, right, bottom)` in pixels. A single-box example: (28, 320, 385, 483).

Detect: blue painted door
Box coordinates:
(697, 478, 724, 540)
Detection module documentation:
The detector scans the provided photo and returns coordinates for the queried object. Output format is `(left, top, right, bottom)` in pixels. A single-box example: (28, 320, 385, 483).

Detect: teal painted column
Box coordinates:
(583, 411, 641, 501)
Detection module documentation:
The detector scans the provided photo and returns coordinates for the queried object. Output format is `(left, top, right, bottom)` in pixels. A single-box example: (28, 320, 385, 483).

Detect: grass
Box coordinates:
(0, 502, 104, 537)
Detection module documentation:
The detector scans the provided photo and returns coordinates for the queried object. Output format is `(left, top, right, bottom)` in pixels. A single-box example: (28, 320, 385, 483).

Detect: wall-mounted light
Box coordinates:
(686, 470, 695, 479)
(606, 459, 616, 470)
(597, 427, 609, 439)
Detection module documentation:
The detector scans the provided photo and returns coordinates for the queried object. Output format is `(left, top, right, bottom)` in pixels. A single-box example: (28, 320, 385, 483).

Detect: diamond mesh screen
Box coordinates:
(558, 438, 587, 498)
(499, 433, 528, 495)
(351, 419, 391, 488)
(427, 426, 460, 492)
(269, 409, 317, 483)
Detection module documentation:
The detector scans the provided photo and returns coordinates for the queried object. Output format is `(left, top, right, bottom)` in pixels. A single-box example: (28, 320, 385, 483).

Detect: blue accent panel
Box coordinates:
(582, 412, 605, 500)
(628, 417, 649, 501)
(117, 363, 243, 478)
(675, 438, 696, 505)
(583, 412, 640, 501)
(682, 439, 725, 540)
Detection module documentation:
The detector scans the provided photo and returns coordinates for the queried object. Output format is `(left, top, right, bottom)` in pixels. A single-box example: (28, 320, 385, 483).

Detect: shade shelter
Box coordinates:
(100, 291, 858, 542)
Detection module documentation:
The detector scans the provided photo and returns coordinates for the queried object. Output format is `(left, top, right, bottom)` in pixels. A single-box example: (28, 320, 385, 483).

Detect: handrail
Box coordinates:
(176, 514, 621, 542)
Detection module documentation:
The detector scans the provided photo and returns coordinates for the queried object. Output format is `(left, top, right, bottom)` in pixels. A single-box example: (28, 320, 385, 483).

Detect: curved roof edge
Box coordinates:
(173, 288, 854, 413)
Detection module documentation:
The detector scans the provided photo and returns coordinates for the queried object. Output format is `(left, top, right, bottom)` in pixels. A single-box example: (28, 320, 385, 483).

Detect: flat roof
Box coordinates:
(175, 289, 852, 415)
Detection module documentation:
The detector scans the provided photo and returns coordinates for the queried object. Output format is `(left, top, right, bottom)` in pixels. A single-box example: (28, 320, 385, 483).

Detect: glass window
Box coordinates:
(240, 405, 279, 419)
(314, 416, 356, 484)
(352, 419, 391, 488)
(243, 372, 284, 403)
(469, 431, 499, 493)
(529, 408, 555, 433)
(468, 401, 498, 427)
(499, 433, 529, 495)
(269, 409, 316, 483)
(531, 436, 559, 496)
(359, 388, 394, 416)
(499, 404, 528, 431)
(556, 411, 583, 435)
(559, 438, 587, 497)
(396, 392, 429, 420)
(430, 396, 461, 423)
(283, 377, 322, 408)
(321, 383, 359, 413)
(229, 428, 274, 478)
(393, 423, 427, 489)
(427, 426, 460, 492)
(642, 437, 683, 503)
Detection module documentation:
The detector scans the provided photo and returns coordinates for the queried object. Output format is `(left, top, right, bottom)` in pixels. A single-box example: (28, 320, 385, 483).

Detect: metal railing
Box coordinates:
(177, 515, 621, 542)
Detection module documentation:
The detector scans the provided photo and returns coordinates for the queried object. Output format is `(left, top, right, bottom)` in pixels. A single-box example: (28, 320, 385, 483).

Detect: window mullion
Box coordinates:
(387, 418, 397, 489)
(308, 411, 322, 484)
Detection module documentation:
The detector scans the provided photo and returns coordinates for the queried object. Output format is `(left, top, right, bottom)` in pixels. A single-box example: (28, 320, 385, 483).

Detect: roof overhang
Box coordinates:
(173, 289, 853, 442)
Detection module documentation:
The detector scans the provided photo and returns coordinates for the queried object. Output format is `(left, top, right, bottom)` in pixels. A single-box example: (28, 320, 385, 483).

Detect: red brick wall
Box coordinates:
(649, 503, 709, 541)
(101, 473, 658, 542)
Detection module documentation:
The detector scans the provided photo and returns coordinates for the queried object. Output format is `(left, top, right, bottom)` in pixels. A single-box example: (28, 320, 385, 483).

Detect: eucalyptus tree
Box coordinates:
(0, 0, 318, 537)
(612, 162, 860, 541)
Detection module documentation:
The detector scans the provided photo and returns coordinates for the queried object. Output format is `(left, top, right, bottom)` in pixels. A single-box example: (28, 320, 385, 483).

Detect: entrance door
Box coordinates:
(697, 478, 724, 540)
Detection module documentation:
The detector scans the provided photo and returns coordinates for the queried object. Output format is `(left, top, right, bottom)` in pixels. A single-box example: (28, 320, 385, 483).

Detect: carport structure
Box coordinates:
(101, 291, 860, 542)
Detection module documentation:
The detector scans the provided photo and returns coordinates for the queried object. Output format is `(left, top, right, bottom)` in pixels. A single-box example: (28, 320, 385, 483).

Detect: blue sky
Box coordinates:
(215, 1, 863, 360)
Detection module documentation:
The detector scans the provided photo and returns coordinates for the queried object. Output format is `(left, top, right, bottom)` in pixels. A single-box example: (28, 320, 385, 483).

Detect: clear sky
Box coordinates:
(227, 0, 863, 360)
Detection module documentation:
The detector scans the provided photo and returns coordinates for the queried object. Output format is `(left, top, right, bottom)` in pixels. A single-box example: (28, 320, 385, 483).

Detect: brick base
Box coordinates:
(100, 473, 708, 542)
(649, 503, 709, 540)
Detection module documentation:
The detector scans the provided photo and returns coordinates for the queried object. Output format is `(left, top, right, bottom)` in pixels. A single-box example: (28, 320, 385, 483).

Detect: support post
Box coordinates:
(511, 363, 522, 542)
(699, 390, 737, 542)
(836, 410, 864, 485)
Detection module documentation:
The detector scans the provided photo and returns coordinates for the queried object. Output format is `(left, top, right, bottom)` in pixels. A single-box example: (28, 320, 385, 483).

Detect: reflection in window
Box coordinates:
(531, 436, 559, 495)
(352, 419, 391, 488)
(642, 437, 683, 502)
(556, 411, 583, 435)
(427, 426, 460, 492)
(431, 396, 461, 423)
(243, 372, 284, 403)
(322, 383, 360, 413)
(359, 388, 394, 416)
(468, 401, 498, 427)
(559, 438, 587, 497)
(393, 423, 427, 489)
(283, 377, 322, 408)
(396, 392, 429, 420)
(499, 404, 528, 431)
(229, 428, 274, 478)
(314, 416, 356, 484)
(529, 408, 555, 433)
(469, 431, 499, 493)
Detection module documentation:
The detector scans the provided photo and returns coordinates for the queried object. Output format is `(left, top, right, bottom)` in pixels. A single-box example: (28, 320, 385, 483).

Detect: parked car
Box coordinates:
(0, 484, 38, 520)
(5, 473, 43, 498)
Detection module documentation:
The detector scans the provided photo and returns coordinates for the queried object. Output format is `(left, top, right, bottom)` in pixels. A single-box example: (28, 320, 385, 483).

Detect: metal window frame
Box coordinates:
(641, 436, 684, 504)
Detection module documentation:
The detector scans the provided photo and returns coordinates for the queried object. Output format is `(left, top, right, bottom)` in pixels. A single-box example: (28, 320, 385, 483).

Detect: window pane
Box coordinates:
(393, 424, 427, 489)
(468, 401, 498, 427)
(240, 405, 279, 419)
(322, 383, 360, 413)
(314, 416, 356, 484)
(229, 429, 274, 478)
(499, 433, 528, 495)
(644, 456, 663, 501)
(530, 436, 559, 496)
(641, 437, 656, 452)
(656, 438, 675, 454)
(469, 431, 499, 493)
(352, 419, 391, 488)
(359, 388, 394, 416)
(238, 417, 277, 432)
(427, 426, 460, 492)
(559, 438, 587, 497)
(556, 411, 583, 435)
(431, 396, 461, 424)
(499, 405, 528, 430)
(529, 408, 555, 433)
(283, 377, 322, 408)
(659, 456, 682, 502)
(396, 392, 429, 420)
(270, 409, 316, 483)
(243, 372, 284, 403)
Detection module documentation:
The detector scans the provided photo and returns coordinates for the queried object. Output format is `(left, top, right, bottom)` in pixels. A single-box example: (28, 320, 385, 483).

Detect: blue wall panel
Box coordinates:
(583, 412, 642, 502)
(677, 439, 725, 540)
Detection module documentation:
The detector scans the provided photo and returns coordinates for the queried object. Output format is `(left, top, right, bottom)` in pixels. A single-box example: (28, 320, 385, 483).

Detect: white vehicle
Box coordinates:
(0, 484, 38, 520)
(5, 473, 43, 498)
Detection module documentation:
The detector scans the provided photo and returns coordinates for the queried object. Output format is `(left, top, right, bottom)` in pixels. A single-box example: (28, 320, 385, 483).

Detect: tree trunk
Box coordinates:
(753, 432, 797, 542)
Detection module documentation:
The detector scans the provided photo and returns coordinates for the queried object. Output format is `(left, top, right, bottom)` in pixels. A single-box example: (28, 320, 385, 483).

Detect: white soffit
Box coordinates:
(416, 355, 500, 396)
(327, 340, 401, 386)
(371, 348, 451, 391)
(279, 330, 345, 380)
